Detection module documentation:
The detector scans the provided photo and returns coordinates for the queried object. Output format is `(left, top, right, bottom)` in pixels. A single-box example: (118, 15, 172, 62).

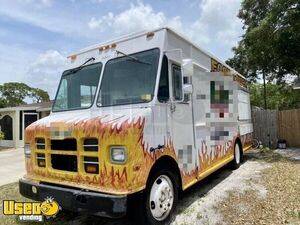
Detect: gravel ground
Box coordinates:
(171, 151, 270, 225)
(219, 149, 300, 225)
(1, 149, 299, 225)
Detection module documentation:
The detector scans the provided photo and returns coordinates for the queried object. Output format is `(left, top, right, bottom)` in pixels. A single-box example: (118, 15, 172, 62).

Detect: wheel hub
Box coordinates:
(149, 175, 174, 221)
(235, 143, 240, 164)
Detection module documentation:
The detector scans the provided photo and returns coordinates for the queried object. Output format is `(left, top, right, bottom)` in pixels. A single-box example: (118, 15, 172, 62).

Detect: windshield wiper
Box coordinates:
(116, 50, 151, 65)
(65, 57, 95, 75)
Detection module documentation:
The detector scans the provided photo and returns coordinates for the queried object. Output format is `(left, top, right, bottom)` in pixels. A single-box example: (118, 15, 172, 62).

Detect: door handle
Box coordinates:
(170, 103, 176, 113)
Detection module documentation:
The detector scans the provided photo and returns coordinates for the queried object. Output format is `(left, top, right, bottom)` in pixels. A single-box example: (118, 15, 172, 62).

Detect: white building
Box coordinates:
(0, 101, 52, 148)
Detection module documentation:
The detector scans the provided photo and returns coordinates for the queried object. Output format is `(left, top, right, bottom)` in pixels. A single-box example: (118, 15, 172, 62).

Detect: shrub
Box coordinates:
(0, 131, 4, 140)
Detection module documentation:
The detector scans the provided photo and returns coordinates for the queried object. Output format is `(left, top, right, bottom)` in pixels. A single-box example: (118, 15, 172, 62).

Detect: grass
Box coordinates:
(219, 149, 300, 225)
(258, 148, 288, 162)
(0, 182, 74, 225)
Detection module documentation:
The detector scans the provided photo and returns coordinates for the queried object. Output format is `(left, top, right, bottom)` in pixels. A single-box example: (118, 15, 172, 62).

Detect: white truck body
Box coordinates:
(21, 27, 253, 222)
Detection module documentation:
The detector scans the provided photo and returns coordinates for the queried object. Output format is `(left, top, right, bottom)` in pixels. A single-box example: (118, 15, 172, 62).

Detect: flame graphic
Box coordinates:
(25, 116, 197, 194)
(25, 116, 237, 194)
(198, 140, 233, 174)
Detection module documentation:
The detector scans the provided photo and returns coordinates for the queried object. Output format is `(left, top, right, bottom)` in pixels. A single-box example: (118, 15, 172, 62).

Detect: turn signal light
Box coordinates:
(37, 153, 46, 167)
(84, 157, 99, 174)
(147, 32, 155, 38)
(86, 165, 98, 173)
(38, 160, 46, 167)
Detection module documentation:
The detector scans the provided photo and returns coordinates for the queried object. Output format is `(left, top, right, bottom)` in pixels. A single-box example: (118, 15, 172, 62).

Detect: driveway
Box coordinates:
(0, 148, 25, 186)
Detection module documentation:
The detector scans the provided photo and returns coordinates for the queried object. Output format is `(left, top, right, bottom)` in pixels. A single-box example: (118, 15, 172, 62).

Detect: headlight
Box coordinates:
(24, 144, 31, 157)
(110, 147, 127, 164)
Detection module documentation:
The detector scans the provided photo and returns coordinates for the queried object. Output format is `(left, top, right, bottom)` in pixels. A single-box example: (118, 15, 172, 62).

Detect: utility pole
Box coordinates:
(262, 70, 267, 109)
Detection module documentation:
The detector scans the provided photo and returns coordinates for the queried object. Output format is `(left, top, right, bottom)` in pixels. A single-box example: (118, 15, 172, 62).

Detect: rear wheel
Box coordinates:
(230, 142, 243, 169)
(251, 138, 260, 149)
(136, 169, 178, 225)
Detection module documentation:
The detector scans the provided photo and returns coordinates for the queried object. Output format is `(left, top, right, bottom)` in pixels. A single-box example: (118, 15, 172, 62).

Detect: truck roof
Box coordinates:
(69, 27, 246, 80)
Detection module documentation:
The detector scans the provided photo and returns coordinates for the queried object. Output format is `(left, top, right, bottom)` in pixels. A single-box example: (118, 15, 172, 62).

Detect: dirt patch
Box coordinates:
(171, 153, 269, 225)
(219, 150, 300, 225)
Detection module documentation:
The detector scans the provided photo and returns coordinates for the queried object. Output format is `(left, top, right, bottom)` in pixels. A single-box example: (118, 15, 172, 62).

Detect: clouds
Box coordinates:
(87, 0, 243, 60)
(189, 0, 243, 50)
(88, 2, 182, 34)
(25, 50, 66, 98)
(0, 1, 88, 37)
(0, 45, 65, 98)
(0, 0, 244, 100)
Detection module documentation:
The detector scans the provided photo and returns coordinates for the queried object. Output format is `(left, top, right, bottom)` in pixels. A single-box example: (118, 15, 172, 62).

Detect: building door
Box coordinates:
(22, 112, 39, 145)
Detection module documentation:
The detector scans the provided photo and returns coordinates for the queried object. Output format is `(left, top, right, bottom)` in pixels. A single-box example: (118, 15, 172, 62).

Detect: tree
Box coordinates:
(0, 131, 4, 140)
(0, 83, 31, 107)
(227, 0, 300, 109)
(250, 83, 300, 110)
(227, 0, 300, 81)
(0, 82, 50, 108)
(30, 88, 50, 103)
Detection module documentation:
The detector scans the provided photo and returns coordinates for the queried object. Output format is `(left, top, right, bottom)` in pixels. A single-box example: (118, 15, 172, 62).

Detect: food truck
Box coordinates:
(19, 27, 253, 225)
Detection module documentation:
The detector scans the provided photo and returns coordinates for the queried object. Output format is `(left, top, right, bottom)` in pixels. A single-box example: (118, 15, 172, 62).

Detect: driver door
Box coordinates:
(168, 60, 196, 175)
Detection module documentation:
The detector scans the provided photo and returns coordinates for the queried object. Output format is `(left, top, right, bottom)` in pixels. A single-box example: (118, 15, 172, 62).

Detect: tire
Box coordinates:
(251, 139, 259, 149)
(135, 169, 178, 225)
(230, 142, 243, 170)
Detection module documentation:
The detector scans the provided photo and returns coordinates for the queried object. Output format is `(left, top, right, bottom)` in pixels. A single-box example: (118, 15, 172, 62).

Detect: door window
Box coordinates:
(158, 56, 169, 102)
(172, 65, 183, 101)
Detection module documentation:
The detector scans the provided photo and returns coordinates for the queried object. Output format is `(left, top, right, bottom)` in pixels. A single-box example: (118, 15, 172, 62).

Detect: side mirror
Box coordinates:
(183, 84, 193, 94)
(182, 58, 193, 77)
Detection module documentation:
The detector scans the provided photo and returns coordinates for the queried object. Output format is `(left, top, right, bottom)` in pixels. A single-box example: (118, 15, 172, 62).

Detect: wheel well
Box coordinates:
(147, 156, 182, 192)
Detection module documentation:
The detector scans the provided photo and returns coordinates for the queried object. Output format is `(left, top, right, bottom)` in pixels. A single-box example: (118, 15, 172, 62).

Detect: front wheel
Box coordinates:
(136, 170, 178, 225)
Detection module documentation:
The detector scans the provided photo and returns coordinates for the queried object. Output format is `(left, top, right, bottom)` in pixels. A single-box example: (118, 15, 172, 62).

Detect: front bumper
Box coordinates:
(19, 178, 127, 218)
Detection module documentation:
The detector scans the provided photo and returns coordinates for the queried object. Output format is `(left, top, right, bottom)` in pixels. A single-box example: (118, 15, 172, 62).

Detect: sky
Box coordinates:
(0, 0, 244, 99)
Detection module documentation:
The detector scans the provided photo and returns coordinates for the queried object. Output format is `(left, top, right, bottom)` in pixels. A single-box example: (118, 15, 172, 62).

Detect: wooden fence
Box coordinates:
(252, 109, 300, 148)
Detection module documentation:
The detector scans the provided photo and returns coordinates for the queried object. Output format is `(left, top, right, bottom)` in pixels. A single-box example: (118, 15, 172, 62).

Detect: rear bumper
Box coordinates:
(19, 178, 127, 218)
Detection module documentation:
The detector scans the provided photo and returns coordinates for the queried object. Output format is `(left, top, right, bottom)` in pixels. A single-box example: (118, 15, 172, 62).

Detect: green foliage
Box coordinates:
(30, 88, 50, 103)
(250, 83, 300, 110)
(0, 131, 4, 140)
(0, 82, 50, 108)
(227, 0, 300, 82)
(0, 83, 30, 107)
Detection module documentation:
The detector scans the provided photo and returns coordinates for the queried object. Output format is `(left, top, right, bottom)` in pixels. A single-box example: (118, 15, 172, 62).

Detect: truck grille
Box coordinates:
(51, 139, 77, 151)
(83, 138, 98, 151)
(36, 138, 45, 150)
(51, 154, 77, 172)
(35, 138, 99, 173)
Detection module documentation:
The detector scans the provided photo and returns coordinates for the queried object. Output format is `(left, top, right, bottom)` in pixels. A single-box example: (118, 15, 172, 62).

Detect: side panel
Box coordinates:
(192, 70, 239, 177)
(238, 89, 253, 149)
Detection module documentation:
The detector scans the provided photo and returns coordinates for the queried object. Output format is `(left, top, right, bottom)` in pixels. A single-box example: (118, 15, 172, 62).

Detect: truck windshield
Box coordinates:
(52, 62, 102, 112)
(97, 48, 160, 107)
